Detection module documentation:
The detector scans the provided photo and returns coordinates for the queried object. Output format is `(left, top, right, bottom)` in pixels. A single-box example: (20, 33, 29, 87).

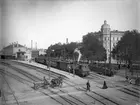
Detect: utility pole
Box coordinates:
(47, 50, 51, 80)
(109, 32, 112, 74)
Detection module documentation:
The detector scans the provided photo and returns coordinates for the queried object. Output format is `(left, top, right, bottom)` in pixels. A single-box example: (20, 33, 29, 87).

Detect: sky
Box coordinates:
(0, 0, 140, 50)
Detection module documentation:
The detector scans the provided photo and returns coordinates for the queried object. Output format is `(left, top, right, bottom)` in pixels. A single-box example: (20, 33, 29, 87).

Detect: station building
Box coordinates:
(0, 42, 46, 60)
(0, 42, 31, 60)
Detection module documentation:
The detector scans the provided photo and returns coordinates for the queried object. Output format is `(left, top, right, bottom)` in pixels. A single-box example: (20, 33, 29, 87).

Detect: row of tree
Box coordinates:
(46, 30, 140, 64)
(46, 32, 106, 61)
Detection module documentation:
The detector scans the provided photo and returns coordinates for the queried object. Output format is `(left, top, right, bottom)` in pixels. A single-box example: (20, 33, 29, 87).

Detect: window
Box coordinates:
(113, 43, 115, 47)
(113, 37, 115, 41)
(117, 37, 119, 41)
(104, 37, 106, 41)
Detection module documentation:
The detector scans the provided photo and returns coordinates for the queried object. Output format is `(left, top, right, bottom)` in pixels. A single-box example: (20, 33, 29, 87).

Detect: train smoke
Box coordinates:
(74, 48, 82, 63)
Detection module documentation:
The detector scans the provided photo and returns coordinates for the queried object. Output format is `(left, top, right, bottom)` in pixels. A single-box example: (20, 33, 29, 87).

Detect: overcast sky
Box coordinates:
(0, 0, 140, 50)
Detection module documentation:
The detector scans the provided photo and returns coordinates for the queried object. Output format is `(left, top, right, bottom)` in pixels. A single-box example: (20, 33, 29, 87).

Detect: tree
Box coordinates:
(46, 42, 80, 59)
(46, 43, 62, 57)
(82, 32, 106, 61)
(112, 30, 140, 65)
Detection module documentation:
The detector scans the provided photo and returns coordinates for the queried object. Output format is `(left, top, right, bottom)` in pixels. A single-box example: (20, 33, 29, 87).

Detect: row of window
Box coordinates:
(104, 37, 120, 41)
(104, 42, 116, 47)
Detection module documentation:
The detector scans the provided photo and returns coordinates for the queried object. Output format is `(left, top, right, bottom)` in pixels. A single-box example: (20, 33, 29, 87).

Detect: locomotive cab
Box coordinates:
(75, 64, 90, 77)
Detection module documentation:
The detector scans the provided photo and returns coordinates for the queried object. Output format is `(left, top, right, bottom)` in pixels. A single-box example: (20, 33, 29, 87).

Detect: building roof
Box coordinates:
(111, 30, 125, 33)
(3, 43, 24, 49)
(101, 20, 110, 29)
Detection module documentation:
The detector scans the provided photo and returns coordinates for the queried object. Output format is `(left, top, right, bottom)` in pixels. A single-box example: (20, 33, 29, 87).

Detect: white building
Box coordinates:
(97, 20, 125, 62)
(1, 42, 32, 60)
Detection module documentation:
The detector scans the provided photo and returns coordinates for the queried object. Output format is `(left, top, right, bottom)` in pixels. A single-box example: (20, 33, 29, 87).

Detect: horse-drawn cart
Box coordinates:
(33, 76, 63, 90)
(33, 77, 50, 90)
(50, 76, 63, 88)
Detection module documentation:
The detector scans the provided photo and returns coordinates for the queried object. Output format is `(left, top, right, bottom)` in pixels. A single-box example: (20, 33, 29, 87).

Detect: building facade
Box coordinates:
(100, 20, 125, 62)
(1, 42, 31, 60)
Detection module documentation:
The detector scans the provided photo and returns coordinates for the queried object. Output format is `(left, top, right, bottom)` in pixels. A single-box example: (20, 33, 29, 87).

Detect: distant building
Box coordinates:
(38, 49, 46, 55)
(95, 20, 125, 62)
(31, 50, 39, 59)
(0, 42, 31, 60)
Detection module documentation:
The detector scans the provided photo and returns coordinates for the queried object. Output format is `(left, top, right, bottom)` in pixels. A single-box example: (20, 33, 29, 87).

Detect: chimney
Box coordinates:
(12, 42, 15, 47)
(13, 42, 16, 47)
(36, 42, 37, 50)
(66, 38, 68, 44)
(17, 41, 19, 47)
(31, 40, 33, 50)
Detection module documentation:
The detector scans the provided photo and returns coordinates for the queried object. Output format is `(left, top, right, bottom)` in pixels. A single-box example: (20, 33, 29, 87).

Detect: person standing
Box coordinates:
(86, 80, 90, 92)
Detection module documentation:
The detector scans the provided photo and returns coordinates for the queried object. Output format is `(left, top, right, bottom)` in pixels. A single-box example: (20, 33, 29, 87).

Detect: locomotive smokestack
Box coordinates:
(74, 48, 82, 63)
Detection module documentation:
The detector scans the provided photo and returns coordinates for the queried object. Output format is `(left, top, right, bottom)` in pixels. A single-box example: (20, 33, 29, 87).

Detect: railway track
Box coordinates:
(85, 69, 140, 98)
(0, 68, 32, 84)
(0, 64, 66, 105)
(9, 62, 92, 105)
(12, 61, 121, 105)
(11, 61, 68, 79)
(1, 61, 42, 82)
(118, 87, 140, 98)
(64, 80, 120, 105)
(1, 61, 122, 105)
(1, 62, 90, 105)
(0, 73, 20, 105)
(89, 72, 106, 79)
(1, 90, 7, 105)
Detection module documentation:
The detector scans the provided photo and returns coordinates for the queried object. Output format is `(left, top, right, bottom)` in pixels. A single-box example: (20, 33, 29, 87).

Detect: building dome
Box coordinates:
(101, 20, 110, 29)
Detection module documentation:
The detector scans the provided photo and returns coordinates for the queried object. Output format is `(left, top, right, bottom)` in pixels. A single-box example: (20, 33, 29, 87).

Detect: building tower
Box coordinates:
(101, 20, 111, 62)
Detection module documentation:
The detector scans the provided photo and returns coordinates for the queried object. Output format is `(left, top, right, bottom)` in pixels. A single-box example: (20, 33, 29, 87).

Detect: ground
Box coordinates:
(0, 60, 140, 105)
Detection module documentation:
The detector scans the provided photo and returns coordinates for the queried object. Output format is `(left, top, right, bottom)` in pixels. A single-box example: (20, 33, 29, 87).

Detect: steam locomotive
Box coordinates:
(35, 57, 90, 77)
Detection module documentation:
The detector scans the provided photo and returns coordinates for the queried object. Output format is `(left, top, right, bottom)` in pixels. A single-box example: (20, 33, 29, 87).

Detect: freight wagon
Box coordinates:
(35, 57, 90, 77)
